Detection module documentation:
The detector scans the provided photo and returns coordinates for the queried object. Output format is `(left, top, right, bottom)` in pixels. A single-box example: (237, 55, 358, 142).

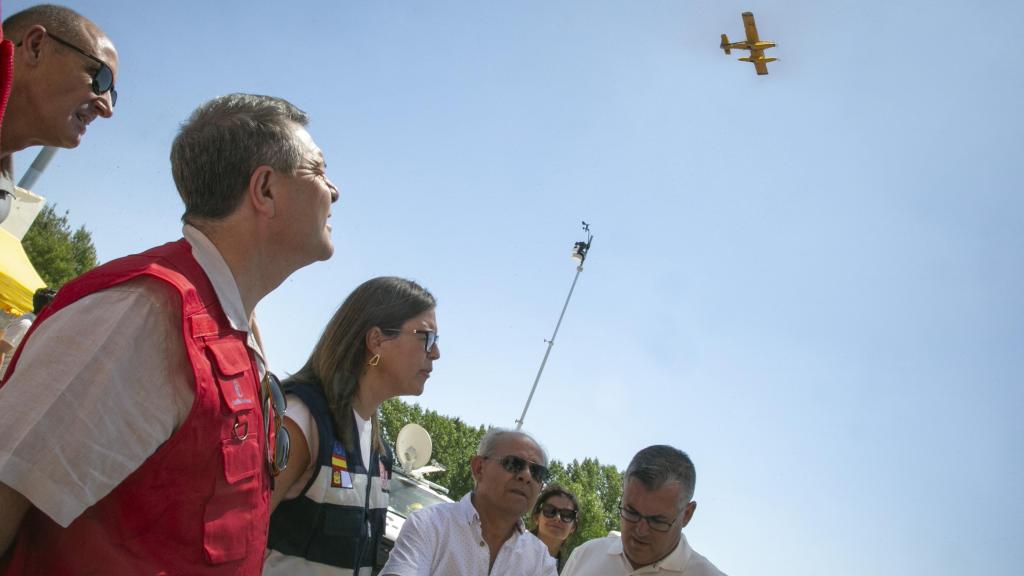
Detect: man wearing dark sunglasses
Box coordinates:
(0, 5, 117, 221)
(381, 428, 558, 575)
(561, 445, 727, 576)
(0, 93, 339, 575)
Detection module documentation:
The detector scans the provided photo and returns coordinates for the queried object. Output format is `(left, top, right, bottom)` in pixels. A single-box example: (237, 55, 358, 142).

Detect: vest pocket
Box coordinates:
(323, 506, 365, 537)
(203, 437, 262, 564)
(207, 339, 259, 414)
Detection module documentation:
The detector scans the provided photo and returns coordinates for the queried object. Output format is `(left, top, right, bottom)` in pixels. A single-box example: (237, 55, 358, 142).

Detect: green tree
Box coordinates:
(22, 204, 98, 288)
(548, 457, 624, 557)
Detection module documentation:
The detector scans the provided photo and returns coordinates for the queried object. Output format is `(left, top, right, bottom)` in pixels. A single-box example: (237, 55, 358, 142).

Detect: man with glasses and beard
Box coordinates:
(0, 93, 339, 575)
(0, 4, 117, 223)
(562, 445, 727, 576)
(381, 428, 557, 576)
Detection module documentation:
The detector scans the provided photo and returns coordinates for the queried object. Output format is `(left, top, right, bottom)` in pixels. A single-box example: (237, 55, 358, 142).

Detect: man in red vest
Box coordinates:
(0, 93, 340, 575)
(0, 4, 118, 223)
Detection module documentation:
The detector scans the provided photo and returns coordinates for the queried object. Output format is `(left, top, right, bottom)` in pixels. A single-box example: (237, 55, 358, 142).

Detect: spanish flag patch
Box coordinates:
(331, 441, 353, 489)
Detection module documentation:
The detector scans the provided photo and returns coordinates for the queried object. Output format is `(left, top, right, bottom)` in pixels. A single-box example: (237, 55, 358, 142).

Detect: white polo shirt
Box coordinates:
(381, 493, 557, 576)
(0, 226, 265, 527)
(561, 532, 726, 576)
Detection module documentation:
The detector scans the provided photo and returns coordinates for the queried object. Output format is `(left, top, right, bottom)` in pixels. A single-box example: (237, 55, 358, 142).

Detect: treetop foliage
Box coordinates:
(22, 204, 98, 289)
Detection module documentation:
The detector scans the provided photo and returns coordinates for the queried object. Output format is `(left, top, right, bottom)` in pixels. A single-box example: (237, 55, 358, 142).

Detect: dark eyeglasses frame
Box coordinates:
(485, 454, 550, 484)
(382, 328, 438, 352)
(262, 372, 290, 477)
(618, 502, 679, 533)
(24, 30, 118, 106)
(541, 503, 578, 523)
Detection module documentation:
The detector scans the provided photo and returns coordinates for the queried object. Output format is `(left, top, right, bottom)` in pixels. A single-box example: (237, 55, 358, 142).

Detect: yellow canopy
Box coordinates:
(0, 227, 46, 315)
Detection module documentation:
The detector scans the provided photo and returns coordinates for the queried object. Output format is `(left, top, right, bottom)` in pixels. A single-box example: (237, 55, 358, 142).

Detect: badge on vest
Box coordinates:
(331, 441, 354, 489)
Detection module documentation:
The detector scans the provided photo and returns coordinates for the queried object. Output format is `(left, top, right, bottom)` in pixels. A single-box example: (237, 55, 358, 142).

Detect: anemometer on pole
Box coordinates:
(515, 222, 594, 431)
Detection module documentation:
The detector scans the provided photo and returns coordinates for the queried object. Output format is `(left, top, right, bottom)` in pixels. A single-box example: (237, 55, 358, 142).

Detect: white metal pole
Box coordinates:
(17, 146, 59, 190)
(515, 262, 585, 431)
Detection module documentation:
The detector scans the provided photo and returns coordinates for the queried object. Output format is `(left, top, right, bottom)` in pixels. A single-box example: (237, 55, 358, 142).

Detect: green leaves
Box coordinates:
(22, 205, 98, 289)
(550, 457, 623, 556)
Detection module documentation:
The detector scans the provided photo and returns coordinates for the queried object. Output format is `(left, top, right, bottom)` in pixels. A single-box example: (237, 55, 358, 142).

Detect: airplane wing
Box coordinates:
(739, 49, 773, 75)
(742, 12, 760, 43)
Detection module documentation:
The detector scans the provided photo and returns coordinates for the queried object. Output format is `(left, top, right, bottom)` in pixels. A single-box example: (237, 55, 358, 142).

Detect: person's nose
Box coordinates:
(516, 465, 541, 485)
(327, 178, 340, 203)
(634, 517, 652, 536)
(428, 342, 440, 360)
(95, 93, 114, 118)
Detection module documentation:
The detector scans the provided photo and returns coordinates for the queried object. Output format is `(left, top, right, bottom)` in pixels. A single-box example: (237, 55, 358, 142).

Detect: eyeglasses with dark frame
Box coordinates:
(540, 503, 578, 523)
(382, 328, 438, 352)
(24, 30, 118, 106)
(618, 502, 680, 533)
(262, 372, 290, 477)
(484, 454, 550, 484)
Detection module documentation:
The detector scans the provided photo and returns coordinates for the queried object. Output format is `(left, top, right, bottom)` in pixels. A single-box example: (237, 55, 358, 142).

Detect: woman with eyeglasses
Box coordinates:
(264, 277, 440, 576)
(531, 484, 581, 573)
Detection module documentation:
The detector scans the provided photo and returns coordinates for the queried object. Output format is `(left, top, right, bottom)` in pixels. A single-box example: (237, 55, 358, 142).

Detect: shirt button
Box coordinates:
(479, 541, 485, 547)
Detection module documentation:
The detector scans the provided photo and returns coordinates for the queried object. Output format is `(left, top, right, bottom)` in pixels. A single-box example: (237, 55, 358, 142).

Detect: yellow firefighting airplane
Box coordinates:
(720, 12, 776, 75)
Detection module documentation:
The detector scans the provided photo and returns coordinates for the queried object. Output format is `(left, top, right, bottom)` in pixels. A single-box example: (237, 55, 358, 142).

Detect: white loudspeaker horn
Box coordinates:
(396, 423, 433, 471)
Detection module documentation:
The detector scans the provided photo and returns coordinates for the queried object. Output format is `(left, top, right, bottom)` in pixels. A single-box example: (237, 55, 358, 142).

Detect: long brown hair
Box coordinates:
(287, 276, 436, 454)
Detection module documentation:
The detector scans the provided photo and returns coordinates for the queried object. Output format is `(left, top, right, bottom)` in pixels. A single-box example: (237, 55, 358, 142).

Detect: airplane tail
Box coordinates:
(720, 34, 731, 54)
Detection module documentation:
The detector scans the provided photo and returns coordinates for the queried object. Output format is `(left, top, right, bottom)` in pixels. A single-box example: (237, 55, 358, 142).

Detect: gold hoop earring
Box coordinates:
(368, 353, 380, 367)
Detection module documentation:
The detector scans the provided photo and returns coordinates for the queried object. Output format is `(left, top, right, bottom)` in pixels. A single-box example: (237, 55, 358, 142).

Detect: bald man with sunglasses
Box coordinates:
(381, 428, 557, 576)
(0, 4, 117, 221)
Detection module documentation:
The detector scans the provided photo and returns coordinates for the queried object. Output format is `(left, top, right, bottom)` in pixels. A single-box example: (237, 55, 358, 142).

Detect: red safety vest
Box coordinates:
(1, 239, 272, 576)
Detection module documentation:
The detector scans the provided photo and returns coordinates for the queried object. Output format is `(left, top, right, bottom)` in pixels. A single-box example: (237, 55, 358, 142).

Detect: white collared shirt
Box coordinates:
(381, 493, 557, 576)
(561, 532, 726, 576)
(181, 225, 266, 373)
(0, 227, 265, 527)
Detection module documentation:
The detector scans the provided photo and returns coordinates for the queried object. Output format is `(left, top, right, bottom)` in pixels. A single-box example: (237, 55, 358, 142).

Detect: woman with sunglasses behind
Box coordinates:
(264, 277, 440, 576)
(531, 484, 581, 573)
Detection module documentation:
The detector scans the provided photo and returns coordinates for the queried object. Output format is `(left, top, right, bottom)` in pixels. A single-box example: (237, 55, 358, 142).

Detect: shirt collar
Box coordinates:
(183, 224, 266, 372)
(609, 531, 693, 572)
(460, 492, 527, 534)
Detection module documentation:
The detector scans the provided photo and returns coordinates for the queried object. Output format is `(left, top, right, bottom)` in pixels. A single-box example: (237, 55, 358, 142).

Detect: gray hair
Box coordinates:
(625, 445, 696, 504)
(170, 93, 310, 224)
(3, 4, 95, 46)
(477, 427, 548, 467)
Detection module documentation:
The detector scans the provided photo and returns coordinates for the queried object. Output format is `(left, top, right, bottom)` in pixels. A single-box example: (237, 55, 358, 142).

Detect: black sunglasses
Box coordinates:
(382, 328, 438, 352)
(262, 372, 290, 476)
(44, 31, 118, 106)
(541, 503, 578, 523)
(486, 454, 550, 484)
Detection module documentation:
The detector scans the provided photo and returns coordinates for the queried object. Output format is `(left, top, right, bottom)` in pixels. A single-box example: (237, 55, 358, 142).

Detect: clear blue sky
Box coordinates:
(10, 1, 1022, 574)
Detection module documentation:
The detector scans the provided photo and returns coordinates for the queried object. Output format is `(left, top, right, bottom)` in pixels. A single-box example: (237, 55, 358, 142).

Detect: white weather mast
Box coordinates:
(515, 221, 593, 431)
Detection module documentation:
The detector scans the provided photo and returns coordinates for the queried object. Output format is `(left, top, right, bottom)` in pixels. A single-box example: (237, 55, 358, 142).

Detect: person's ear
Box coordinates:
(247, 166, 276, 218)
(470, 455, 485, 482)
(19, 25, 48, 66)
(365, 326, 386, 356)
(679, 500, 697, 528)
